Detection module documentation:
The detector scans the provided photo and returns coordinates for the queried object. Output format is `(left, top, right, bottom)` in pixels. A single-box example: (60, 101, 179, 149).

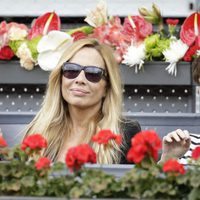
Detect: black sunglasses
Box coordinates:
(62, 62, 107, 83)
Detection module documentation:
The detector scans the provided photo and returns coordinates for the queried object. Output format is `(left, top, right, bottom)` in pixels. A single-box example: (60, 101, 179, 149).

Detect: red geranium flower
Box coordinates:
(163, 159, 185, 175)
(0, 134, 7, 147)
(0, 46, 14, 60)
(127, 130, 162, 164)
(35, 157, 51, 170)
(65, 144, 96, 171)
(21, 134, 47, 151)
(192, 146, 200, 160)
(92, 129, 122, 145)
(71, 31, 87, 41)
(166, 19, 179, 26)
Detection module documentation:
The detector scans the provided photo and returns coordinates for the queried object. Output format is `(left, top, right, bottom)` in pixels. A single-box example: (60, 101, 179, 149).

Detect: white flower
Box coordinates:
(37, 30, 73, 71)
(122, 43, 146, 73)
(16, 43, 35, 70)
(84, 0, 108, 27)
(196, 50, 200, 57)
(8, 26, 28, 41)
(163, 39, 189, 76)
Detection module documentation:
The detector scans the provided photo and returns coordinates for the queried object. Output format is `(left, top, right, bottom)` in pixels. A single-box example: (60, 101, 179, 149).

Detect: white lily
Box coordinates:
(84, 0, 108, 27)
(122, 43, 146, 73)
(163, 39, 189, 76)
(37, 31, 73, 71)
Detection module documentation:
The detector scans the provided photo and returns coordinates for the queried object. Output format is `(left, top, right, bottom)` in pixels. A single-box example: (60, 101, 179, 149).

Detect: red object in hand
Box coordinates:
(0, 46, 14, 60)
(28, 12, 61, 40)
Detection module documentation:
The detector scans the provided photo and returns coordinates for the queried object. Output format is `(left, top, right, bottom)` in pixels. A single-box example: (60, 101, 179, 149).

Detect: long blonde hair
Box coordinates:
(24, 38, 123, 163)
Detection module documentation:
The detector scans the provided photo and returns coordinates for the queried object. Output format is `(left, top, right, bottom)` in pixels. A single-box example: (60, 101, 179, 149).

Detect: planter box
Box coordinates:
(0, 61, 49, 84)
(0, 61, 192, 85)
(120, 61, 192, 85)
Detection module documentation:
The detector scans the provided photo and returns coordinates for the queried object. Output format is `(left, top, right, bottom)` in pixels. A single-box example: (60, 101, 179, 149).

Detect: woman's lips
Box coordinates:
(70, 88, 89, 96)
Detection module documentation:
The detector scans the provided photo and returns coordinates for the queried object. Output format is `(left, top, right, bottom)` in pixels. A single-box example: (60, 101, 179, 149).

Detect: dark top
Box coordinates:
(119, 120, 141, 164)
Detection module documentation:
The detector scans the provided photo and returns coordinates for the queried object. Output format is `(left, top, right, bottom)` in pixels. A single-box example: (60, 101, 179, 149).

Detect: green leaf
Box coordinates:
(27, 36, 42, 60)
(188, 188, 200, 200)
(21, 176, 35, 187)
(8, 40, 24, 54)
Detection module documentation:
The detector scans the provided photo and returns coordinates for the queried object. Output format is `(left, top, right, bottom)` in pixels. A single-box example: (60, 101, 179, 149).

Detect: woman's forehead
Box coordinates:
(69, 47, 105, 68)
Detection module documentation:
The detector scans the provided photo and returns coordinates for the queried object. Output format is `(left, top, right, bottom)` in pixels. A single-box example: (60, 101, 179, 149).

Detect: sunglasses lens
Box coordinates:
(63, 64, 81, 79)
(85, 67, 103, 83)
(62, 63, 105, 83)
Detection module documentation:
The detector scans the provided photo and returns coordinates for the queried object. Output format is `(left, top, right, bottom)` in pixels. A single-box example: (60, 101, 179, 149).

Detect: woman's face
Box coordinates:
(61, 47, 107, 110)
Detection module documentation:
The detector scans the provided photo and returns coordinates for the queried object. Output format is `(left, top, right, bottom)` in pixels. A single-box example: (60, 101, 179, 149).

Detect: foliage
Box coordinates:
(1, 130, 200, 199)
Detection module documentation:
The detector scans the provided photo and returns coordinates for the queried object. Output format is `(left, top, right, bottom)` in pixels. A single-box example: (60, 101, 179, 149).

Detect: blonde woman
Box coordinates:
(23, 38, 141, 164)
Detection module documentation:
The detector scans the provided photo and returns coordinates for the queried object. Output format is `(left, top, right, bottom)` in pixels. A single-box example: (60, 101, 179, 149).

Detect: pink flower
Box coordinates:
(71, 31, 87, 41)
(123, 15, 152, 43)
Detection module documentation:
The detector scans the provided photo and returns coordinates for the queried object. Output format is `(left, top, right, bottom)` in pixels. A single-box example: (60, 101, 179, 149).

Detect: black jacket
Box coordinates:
(120, 120, 141, 164)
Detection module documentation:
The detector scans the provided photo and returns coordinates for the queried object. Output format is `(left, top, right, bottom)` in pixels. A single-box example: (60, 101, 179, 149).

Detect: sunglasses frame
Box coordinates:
(62, 62, 108, 83)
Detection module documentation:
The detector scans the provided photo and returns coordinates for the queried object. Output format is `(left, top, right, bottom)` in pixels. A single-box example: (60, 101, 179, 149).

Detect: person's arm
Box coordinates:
(160, 129, 191, 162)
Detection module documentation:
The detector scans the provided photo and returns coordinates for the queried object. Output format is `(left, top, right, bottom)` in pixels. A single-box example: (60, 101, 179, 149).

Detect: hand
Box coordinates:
(161, 129, 191, 162)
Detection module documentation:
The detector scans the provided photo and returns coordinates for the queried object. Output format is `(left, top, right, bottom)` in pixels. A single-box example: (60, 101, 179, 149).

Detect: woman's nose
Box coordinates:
(75, 70, 87, 84)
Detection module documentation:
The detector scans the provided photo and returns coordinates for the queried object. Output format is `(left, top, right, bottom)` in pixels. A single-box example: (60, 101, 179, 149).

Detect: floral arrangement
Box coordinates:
(1, 129, 200, 199)
(0, 0, 200, 76)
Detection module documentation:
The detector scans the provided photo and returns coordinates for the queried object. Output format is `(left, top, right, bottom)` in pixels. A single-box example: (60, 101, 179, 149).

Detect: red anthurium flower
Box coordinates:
(28, 12, 61, 40)
(65, 144, 96, 171)
(183, 44, 200, 61)
(166, 19, 179, 26)
(35, 157, 51, 170)
(21, 134, 47, 151)
(192, 146, 200, 160)
(163, 159, 185, 175)
(0, 46, 14, 60)
(0, 134, 7, 147)
(127, 130, 162, 164)
(180, 12, 200, 46)
(92, 129, 122, 145)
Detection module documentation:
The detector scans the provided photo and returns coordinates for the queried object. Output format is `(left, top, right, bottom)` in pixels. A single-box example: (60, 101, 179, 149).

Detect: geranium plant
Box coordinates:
(0, 1, 199, 76)
(1, 129, 200, 199)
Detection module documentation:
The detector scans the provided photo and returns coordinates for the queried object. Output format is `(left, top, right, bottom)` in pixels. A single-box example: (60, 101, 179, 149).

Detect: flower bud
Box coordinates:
(138, 7, 150, 16)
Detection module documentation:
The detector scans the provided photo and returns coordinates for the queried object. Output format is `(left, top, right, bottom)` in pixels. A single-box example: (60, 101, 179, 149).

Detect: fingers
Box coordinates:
(163, 129, 190, 143)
